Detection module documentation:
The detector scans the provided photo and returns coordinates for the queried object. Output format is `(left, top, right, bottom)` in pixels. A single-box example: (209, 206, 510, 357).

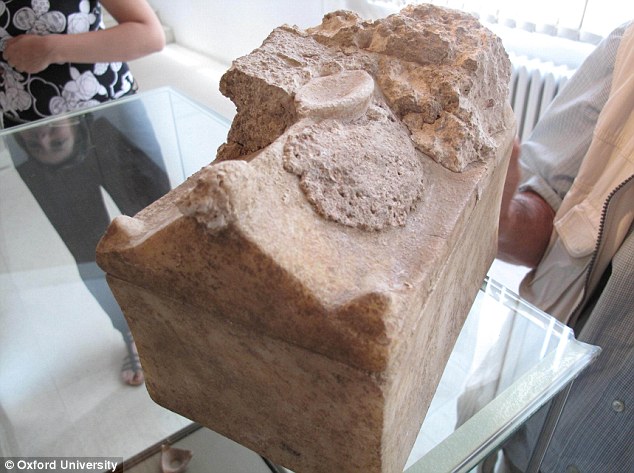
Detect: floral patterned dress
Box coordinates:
(0, 0, 136, 125)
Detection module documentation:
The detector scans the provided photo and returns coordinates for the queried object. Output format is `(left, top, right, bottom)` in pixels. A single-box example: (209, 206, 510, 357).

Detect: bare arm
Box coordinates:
(3, 0, 165, 74)
(498, 139, 555, 268)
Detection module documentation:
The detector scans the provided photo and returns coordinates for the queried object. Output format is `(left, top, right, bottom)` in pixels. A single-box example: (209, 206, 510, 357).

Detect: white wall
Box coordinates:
(147, 0, 400, 66)
(146, 0, 593, 71)
(147, 1, 324, 65)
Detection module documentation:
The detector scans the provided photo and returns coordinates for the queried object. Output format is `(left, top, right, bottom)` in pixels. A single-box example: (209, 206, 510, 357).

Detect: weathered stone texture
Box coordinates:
(97, 5, 514, 473)
(283, 75, 425, 231)
(219, 4, 510, 172)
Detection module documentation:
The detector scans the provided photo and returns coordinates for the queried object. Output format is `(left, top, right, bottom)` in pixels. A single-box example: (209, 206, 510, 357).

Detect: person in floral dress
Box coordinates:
(0, 0, 164, 127)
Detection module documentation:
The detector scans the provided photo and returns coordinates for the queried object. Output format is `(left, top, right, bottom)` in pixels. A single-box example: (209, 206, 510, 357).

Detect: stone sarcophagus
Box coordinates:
(97, 5, 514, 473)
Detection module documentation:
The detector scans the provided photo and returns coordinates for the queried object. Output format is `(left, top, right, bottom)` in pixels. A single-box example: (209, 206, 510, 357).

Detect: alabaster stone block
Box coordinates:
(97, 5, 515, 473)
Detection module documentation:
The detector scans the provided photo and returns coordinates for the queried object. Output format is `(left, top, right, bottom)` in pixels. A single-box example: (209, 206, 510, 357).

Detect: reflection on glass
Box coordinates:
(0, 89, 233, 462)
(8, 103, 170, 386)
(0, 89, 600, 471)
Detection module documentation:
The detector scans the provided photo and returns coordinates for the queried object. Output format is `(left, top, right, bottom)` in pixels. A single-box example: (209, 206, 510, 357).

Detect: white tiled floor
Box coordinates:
(0, 44, 530, 470)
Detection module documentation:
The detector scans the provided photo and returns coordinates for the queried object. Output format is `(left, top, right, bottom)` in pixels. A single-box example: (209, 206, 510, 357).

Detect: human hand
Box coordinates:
(497, 137, 554, 267)
(3, 34, 56, 74)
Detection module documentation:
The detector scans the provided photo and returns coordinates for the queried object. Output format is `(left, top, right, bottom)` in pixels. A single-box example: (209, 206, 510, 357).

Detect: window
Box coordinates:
(378, 0, 634, 38)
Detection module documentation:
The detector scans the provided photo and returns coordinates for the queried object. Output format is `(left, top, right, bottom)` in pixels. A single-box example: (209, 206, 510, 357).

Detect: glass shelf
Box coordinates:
(0, 88, 234, 463)
(0, 89, 600, 472)
(403, 277, 600, 473)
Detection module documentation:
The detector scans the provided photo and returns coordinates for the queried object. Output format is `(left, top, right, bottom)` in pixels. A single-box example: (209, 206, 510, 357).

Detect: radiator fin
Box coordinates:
(509, 53, 575, 140)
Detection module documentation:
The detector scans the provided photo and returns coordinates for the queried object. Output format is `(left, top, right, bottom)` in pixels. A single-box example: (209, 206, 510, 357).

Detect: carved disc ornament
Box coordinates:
(283, 70, 425, 231)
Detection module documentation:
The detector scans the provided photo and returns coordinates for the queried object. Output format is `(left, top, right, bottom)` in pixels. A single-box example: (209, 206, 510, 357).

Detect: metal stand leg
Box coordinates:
(262, 457, 290, 473)
(525, 380, 574, 473)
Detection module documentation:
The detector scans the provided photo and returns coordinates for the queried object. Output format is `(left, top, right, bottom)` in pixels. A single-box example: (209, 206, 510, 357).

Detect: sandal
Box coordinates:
(121, 346, 145, 386)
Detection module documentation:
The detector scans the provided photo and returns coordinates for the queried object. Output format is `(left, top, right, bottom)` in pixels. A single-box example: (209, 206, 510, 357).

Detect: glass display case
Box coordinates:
(0, 88, 600, 473)
(403, 277, 600, 473)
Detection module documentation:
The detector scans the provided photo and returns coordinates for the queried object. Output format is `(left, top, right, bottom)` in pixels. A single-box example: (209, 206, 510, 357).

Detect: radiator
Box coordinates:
(509, 52, 576, 140)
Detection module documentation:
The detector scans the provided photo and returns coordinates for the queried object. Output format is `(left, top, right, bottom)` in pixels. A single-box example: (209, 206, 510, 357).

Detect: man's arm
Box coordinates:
(498, 140, 555, 268)
(3, 0, 165, 74)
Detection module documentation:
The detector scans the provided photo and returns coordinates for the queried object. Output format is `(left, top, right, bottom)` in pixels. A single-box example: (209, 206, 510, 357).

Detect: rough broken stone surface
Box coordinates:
(218, 4, 510, 174)
(97, 5, 514, 473)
